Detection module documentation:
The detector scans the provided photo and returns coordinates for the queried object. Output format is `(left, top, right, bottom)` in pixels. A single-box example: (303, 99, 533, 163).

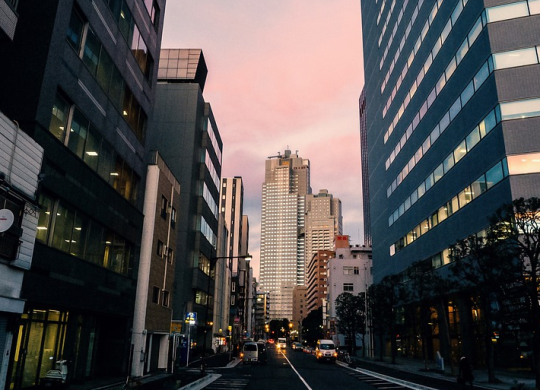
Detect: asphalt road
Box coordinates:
(203, 345, 470, 390)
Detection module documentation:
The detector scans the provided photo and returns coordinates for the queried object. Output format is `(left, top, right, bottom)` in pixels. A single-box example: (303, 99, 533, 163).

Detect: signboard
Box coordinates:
(170, 321, 183, 333)
(186, 312, 197, 325)
(0, 209, 14, 232)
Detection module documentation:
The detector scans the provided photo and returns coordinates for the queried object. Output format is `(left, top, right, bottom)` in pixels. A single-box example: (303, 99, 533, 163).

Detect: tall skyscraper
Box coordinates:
(361, 0, 540, 282)
(359, 88, 372, 247)
(260, 149, 311, 320)
(305, 189, 342, 263)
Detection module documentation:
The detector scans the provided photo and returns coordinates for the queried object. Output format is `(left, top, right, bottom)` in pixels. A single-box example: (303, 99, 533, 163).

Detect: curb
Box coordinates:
(177, 373, 221, 390)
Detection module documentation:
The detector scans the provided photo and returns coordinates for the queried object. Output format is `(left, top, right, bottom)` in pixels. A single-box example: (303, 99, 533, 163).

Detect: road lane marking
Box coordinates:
(279, 351, 314, 390)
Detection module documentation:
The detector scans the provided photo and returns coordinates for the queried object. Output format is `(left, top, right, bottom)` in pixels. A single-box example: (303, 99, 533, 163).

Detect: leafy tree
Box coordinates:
(335, 292, 366, 355)
(488, 197, 540, 388)
(301, 307, 323, 345)
(368, 274, 403, 363)
(449, 232, 519, 383)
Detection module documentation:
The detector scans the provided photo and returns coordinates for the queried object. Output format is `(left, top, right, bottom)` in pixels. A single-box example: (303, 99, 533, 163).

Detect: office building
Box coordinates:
(148, 48, 224, 354)
(361, 0, 540, 365)
(359, 88, 372, 247)
(260, 149, 311, 320)
(0, 0, 165, 387)
(291, 286, 308, 341)
(305, 189, 342, 263)
(361, 0, 540, 280)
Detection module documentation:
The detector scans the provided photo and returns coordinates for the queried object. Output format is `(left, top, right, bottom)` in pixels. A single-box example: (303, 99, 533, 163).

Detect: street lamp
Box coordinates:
(201, 254, 252, 371)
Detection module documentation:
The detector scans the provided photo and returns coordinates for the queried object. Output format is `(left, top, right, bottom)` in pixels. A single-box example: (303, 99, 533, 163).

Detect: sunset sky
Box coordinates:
(161, 1, 365, 278)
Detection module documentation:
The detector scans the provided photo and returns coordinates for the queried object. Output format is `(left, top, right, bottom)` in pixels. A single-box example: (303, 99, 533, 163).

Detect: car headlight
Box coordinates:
(240, 352, 244, 358)
(333, 352, 338, 357)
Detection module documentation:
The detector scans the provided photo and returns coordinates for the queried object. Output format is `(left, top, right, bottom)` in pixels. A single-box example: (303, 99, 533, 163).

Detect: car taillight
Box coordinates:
(240, 352, 244, 358)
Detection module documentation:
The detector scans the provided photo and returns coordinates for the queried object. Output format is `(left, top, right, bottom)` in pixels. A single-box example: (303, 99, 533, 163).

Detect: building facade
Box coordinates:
(0, 112, 43, 389)
(327, 236, 372, 351)
(148, 48, 224, 355)
(361, 0, 540, 367)
(304, 189, 342, 263)
(0, 0, 165, 387)
(131, 151, 180, 376)
(306, 250, 332, 314)
(359, 88, 372, 247)
(260, 149, 311, 320)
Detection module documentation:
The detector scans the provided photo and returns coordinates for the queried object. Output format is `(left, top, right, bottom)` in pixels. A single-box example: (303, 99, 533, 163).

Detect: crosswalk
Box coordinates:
(347, 370, 409, 389)
(204, 375, 250, 390)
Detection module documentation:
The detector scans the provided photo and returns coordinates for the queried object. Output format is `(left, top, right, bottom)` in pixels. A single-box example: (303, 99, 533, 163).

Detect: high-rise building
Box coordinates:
(359, 88, 372, 247)
(260, 149, 311, 320)
(148, 48, 223, 354)
(306, 250, 333, 314)
(292, 286, 308, 341)
(305, 189, 342, 264)
(220, 177, 250, 347)
(0, 0, 165, 387)
(361, 0, 540, 282)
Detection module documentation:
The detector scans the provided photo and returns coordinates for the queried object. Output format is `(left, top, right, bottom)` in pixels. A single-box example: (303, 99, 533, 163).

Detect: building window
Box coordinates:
(343, 283, 354, 292)
(152, 286, 160, 304)
(232, 282, 236, 292)
(161, 195, 168, 219)
(162, 290, 170, 307)
(166, 247, 174, 264)
(171, 207, 176, 228)
(0, 193, 24, 260)
(157, 240, 164, 257)
(231, 295, 236, 305)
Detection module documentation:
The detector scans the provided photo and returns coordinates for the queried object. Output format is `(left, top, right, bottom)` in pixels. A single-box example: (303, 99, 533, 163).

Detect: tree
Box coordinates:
(301, 307, 323, 345)
(335, 292, 366, 355)
(449, 232, 519, 383)
(368, 274, 403, 363)
(488, 197, 540, 389)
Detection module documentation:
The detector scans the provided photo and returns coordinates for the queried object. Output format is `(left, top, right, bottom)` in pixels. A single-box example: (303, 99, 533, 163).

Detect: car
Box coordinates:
(241, 342, 260, 364)
(315, 339, 337, 363)
(256, 342, 268, 364)
(292, 342, 303, 351)
(267, 339, 275, 344)
(277, 338, 287, 349)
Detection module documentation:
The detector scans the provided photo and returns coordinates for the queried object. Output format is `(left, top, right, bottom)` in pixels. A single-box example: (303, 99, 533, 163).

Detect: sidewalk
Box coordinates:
(352, 355, 536, 390)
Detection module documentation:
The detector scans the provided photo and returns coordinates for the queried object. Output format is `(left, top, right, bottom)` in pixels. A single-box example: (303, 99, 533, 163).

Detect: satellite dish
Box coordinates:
(0, 209, 14, 232)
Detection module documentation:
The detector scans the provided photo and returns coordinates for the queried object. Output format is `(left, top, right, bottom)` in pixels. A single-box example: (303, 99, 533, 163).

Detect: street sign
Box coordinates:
(186, 312, 197, 325)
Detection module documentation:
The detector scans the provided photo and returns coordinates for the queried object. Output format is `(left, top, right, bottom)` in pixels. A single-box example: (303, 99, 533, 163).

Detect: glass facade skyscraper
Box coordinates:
(361, 0, 540, 282)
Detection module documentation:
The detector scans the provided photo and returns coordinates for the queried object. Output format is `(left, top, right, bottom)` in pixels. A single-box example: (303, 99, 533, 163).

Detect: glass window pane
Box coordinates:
(449, 97, 462, 121)
(471, 175, 487, 198)
(454, 140, 467, 163)
(456, 39, 469, 65)
(83, 126, 101, 171)
(49, 94, 70, 142)
(443, 153, 455, 173)
(85, 222, 105, 266)
(486, 162, 504, 189)
(438, 205, 448, 222)
(441, 20, 452, 43)
(507, 152, 540, 175)
(468, 17, 483, 45)
(451, 0, 464, 24)
(82, 28, 100, 76)
(36, 194, 53, 243)
(69, 213, 88, 258)
(486, 2, 529, 23)
(434, 163, 444, 182)
(430, 125, 440, 143)
(446, 57, 457, 79)
(66, 8, 84, 53)
(466, 127, 481, 151)
(68, 108, 89, 158)
(500, 98, 540, 120)
(97, 141, 115, 182)
(439, 112, 450, 133)
(451, 195, 460, 213)
(425, 173, 434, 191)
(51, 202, 75, 253)
(461, 81, 474, 106)
(96, 49, 114, 91)
(417, 182, 426, 198)
(492, 47, 538, 70)
(473, 62, 490, 90)
(459, 186, 473, 207)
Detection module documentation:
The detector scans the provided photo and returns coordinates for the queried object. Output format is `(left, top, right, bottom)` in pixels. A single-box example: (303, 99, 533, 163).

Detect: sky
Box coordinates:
(161, 1, 365, 279)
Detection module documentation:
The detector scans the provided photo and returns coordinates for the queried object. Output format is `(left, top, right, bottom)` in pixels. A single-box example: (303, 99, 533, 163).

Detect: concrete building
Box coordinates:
(131, 152, 180, 376)
(306, 250, 332, 314)
(0, 112, 43, 390)
(148, 48, 224, 356)
(305, 190, 342, 263)
(260, 149, 311, 320)
(292, 286, 308, 341)
(0, 0, 165, 387)
(254, 291, 270, 341)
(327, 236, 372, 351)
(361, 0, 540, 366)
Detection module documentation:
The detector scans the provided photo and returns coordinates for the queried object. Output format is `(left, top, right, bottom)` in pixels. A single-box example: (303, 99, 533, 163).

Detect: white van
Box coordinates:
(241, 341, 259, 364)
(277, 338, 287, 349)
(315, 339, 337, 363)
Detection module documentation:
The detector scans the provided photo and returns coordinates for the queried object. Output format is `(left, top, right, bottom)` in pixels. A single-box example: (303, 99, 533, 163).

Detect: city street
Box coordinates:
(201, 345, 466, 390)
